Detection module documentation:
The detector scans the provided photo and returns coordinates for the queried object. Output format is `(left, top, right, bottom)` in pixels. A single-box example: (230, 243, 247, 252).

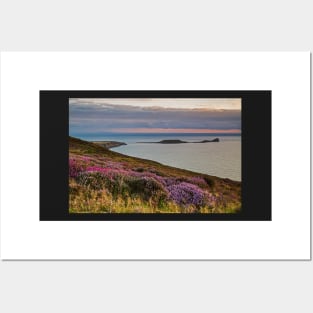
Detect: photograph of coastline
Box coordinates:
(69, 98, 241, 214)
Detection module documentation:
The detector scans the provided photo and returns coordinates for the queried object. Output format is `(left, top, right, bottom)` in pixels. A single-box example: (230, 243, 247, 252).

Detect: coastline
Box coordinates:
(90, 137, 240, 181)
(69, 136, 241, 214)
(92, 138, 220, 149)
(91, 141, 126, 149)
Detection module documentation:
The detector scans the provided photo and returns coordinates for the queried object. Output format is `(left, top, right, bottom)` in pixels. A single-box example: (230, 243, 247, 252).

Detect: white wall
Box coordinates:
(0, 1, 312, 312)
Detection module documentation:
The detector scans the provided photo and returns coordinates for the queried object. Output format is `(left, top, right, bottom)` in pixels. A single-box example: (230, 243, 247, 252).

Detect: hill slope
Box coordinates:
(69, 136, 241, 213)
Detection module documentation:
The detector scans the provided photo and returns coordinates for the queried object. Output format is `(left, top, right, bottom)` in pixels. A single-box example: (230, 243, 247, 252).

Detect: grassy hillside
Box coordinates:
(69, 136, 241, 214)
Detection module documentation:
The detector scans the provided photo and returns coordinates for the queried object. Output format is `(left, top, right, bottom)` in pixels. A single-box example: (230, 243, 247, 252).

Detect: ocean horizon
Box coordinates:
(73, 132, 241, 142)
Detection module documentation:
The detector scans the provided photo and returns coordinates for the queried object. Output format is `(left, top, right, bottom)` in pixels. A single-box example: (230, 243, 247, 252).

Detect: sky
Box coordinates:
(69, 98, 241, 135)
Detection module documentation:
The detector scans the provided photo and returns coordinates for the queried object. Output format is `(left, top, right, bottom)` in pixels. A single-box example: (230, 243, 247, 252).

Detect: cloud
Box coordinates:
(69, 98, 241, 110)
(69, 99, 241, 135)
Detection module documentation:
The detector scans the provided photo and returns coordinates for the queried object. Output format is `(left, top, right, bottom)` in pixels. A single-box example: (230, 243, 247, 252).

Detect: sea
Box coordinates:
(77, 133, 241, 181)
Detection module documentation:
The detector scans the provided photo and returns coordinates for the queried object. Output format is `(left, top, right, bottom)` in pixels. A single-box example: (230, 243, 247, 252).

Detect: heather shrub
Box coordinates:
(85, 166, 129, 178)
(203, 192, 218, 208)
(126, 176, 169, 208)
(167, 182, 205, 208)
(184, 176, 208, 188)
(77, 170, 130, 201)
(203, 176, 216, 189)
(148, 168, 165, 177)
(134, 171, 167, 187)
(134, 167, 145, 172)
(77, 171, 108, 190)
(107, 174, 130, 200)
(69, 158, 85, 178)
(164, 177, 178, 187)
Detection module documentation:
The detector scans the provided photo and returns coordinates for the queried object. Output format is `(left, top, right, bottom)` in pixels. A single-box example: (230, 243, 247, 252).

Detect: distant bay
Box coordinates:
(79, 133, 241, 181)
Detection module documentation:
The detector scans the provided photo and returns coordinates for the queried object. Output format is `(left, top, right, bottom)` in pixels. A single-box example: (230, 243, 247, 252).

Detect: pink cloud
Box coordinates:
(110, 128, 241, 134)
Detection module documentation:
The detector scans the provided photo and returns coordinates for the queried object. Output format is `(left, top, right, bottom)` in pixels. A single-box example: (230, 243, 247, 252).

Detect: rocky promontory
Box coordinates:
(92, 141, 127, 149)
(137, 138, 220, 144)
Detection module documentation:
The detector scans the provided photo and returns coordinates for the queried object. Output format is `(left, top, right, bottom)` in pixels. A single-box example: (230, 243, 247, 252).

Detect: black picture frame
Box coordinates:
(40, 90, 271, 221)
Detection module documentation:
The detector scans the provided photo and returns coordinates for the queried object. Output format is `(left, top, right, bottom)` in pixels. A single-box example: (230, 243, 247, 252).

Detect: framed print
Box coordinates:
(0, 52, 310, 260)
(40, 90, 271, 221)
